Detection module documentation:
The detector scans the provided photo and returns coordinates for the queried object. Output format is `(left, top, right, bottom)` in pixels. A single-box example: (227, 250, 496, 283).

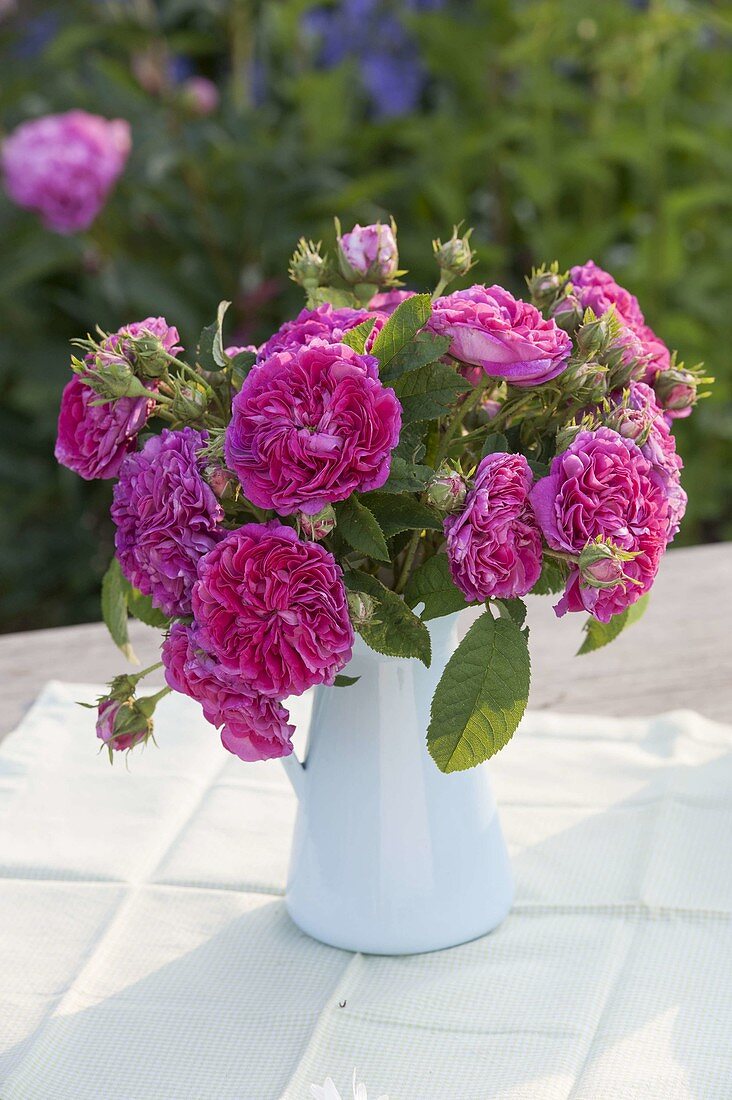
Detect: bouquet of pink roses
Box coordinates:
(56, 220, 709, 771)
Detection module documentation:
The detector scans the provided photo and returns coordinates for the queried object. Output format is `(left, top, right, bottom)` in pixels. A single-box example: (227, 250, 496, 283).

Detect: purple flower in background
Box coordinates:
(2, 110, 131, 233)
(444, 452, 542, 601)
(303, 0, 444, 118)
(55, 375, 153, 481)
(112, 428, 224, 617)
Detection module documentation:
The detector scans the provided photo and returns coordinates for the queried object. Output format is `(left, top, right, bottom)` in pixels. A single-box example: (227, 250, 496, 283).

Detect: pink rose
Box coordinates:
(112, 428, 224, 617)
(55, 374, 153, 481)
(569, 261, 645, 329)
(530, 427, 669, 622)
(2, 109, 131, 233)
(368, 289, 414, 315)
(427, 285, 572, 387)
(636, 323, 671, 382)
(257, 303, 373, 362)
(337, 222, 398, 281)
(192, 522, 354, 698)
(162, 623, 294, 762)
(444, 452, 542, 601)
(225, 341, 401, 514)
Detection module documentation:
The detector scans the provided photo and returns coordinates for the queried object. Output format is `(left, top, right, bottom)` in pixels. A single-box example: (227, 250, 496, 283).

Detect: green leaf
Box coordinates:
(532, 558, 568, 595)
(344, 570, 431, 666)
(393, 424, 427, 464)
(527, 458, 550, 479)
(427, 611, 530, 773)
(577, 594, 649, 655)
(229, 350, 256, 389)
(481, 431, 509, 458)
(370, 293, 431, 366)
(404, 553, 473, 621)
(380, 455, 434, 494)
(392, 361, 471, 424)
(197, 300, 231, 371)
(335, 496, 390, 561)
(125, 586, 170, 629)
(101, 558, 136, 663)
(341, 318, 376, 354)
(333, 674, 361, 687)
(494, 597, 528, 629)
(363, 492, 443, 538)
(380, 331, 451, 384)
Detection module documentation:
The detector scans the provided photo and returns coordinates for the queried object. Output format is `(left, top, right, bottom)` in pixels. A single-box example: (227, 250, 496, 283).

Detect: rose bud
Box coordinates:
(81, 359, 152, 400)
(433, 225, 476, 281)
(654, 367, 698, 419)
(96, 697, 152, 754)
(207, 465, 235, 500)
(578, 537, 640, 590)
(347, 590, 377, 628)
(127, 333, 172, 379)
(171, 383, 208, 421)
(527, 266, 567, 311)
(575, 312, 616, 357)
(289, 237, 328, 291)
(425, 465, 467, 513)
(337, 220, 398, 284)
(299, 504, 337, 541)
(550, 292, 584, 333)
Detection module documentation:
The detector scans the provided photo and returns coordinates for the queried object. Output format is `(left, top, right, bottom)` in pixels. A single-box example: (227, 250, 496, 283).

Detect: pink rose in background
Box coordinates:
(180, 76, 220, 116)
(368, 289, 414, 315)
(162, 623, 294, 762)
(337, 222, 398, 281)
(2, 109, 131, 233)
(225, 341, 401, 514)
(257, 303, 374, 362)
(95, 698, 149, 753)
(224, 344, 258, 358)
(444, 452, 542, 601)
(55, 374, 153, 480)
(569, 260, 645, 329)
(192, 522, 354, 697)
(428, 285, 572, 386)
(112, 428, 224, 617)
(530, 426, 669, 622)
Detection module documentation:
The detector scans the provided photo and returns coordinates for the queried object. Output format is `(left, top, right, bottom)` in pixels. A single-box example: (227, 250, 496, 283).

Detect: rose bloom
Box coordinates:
(608, 382, 686, 542)
(192, 522, 354, 698)
(569, 260, 645, 329)
(112, 428, 224, 617)
(96, 698, 148, 753)
(55, 374, 154, 481)
(427, 285, 572, 386)
(225, 340, 401, 514)
(257, 303, 375, 362)
(2, 109, 131, 233)
(368, 289, 414, 315)
(530, 426, 669, 622)
(444, 452, 542, 601)
(338, 222, 398, 280)
(162, 623, 294, 762)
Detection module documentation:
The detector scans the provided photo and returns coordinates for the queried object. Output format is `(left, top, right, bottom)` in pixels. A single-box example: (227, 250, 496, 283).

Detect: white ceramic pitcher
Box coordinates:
(282, 609, 514, 955)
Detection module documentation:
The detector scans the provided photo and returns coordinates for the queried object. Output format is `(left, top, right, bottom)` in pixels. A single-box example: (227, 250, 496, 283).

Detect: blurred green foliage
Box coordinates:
(0, 0, 730, 631)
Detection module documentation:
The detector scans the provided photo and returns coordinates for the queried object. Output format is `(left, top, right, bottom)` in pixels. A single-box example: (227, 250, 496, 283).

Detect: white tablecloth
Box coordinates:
(0, 681, 731, 1099)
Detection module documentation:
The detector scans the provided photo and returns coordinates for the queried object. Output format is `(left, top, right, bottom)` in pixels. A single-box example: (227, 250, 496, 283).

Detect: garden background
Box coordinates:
(0, 0, 730, 632)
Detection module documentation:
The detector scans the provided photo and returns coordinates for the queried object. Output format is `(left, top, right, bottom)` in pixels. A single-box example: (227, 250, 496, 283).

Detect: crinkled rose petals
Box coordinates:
(257, 303, 376, 362)
(55, 374, 153, 480)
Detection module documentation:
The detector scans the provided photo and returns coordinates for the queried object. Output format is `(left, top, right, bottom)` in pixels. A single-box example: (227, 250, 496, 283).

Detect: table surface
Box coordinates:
(1, 542, 730, 739)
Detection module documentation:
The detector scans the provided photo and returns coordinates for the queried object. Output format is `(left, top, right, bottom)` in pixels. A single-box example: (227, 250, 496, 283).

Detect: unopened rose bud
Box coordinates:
(527, 267, 567, 310)
(654, 367, 698, 416)
(550, 293, 584, 333)
(299, 504, 337, 541)
(96, 697, 151, 754)
(605, 404, 652, 446)
(207, 465, 234, 499)
(171, 384, 207, 421)
(347, 590, 377, 627)
(128, 334, 171, 379)
(576, 314, 615, 357)
(579, 538, 638, 590)
(433, 225, 476, 280)
(82, 360, 151, 400)
(425, 466, 467, 513)
(563, 360, 608, 402)
(289, 237, 328, 291)
(337, 220, 398, 284)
